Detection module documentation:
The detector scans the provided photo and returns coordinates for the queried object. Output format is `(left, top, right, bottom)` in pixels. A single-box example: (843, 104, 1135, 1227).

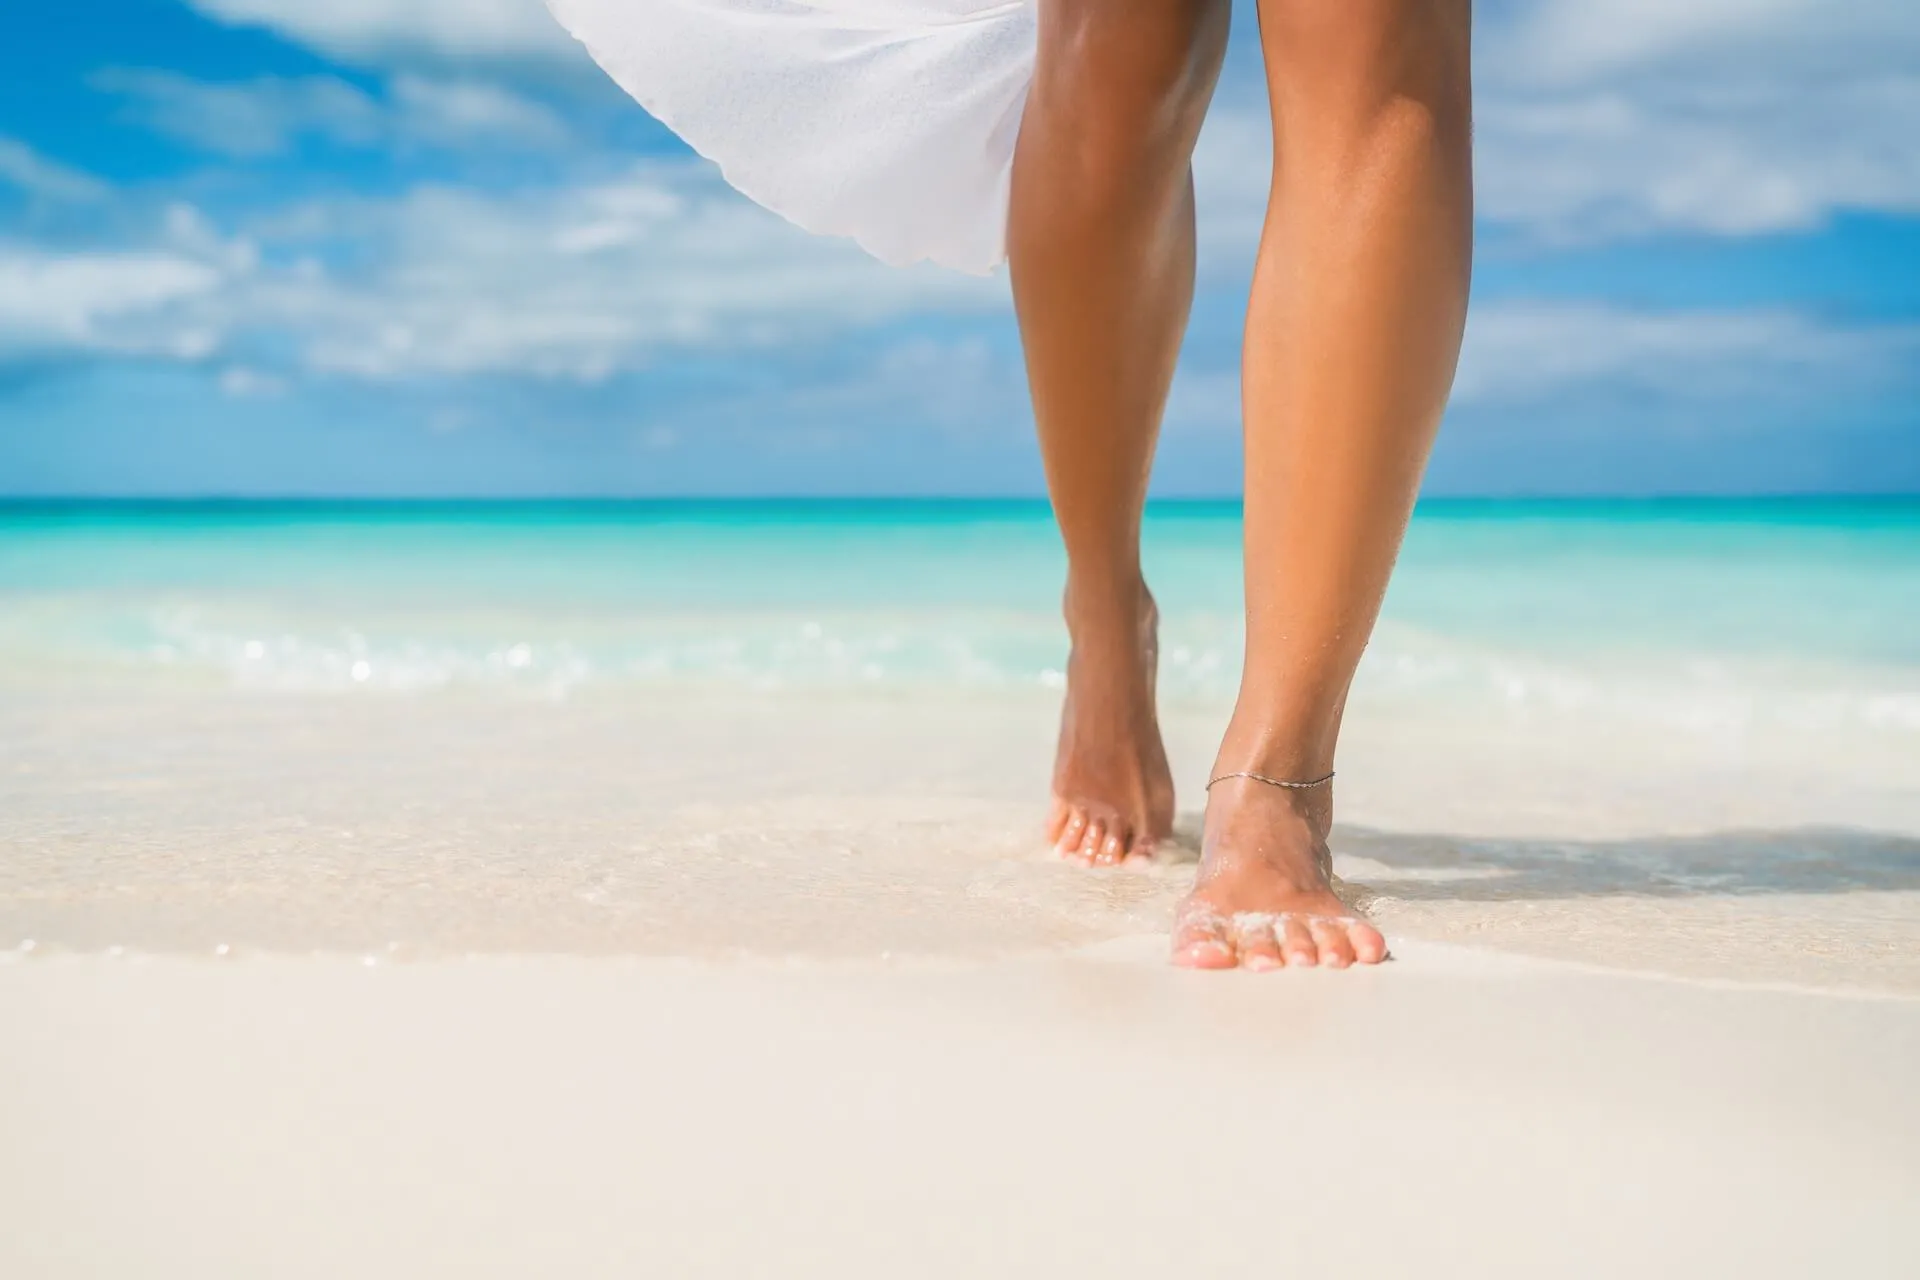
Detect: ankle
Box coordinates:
(1061, 569, 1155, 640)
(1211, 713, 1338, 785)
(1200, 775, 1334, 868)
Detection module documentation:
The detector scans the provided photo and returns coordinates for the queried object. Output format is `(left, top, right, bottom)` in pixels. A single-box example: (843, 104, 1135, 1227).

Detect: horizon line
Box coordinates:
(4, 493, 1918, 506)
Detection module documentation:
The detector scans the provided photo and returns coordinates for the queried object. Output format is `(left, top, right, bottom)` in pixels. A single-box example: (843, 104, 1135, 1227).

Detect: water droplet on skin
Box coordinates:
(351, 660, 372, 682)
(18, 939, 35, 953)
(214, 943, 230, 957)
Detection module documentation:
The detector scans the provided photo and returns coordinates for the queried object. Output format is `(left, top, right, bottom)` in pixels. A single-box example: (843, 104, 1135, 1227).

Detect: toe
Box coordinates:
(1170, 908, 1236, 969)
(1077, 818, 1108, 865)
(1278, 915, 1318, 967)
(1096, 826, 1128, 867)
(1310, 917, 1355, 969)
(1055, 808, 1089, 861)
(1044, 799, 1071, 847)
(1234, 916, 1285, 972)
(1348, 918, 1389, 965)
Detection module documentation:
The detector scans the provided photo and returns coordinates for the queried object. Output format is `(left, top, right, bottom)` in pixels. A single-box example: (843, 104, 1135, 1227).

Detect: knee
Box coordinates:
(1031, 0, 1231, 205)
(1258, 0, 1470, 121)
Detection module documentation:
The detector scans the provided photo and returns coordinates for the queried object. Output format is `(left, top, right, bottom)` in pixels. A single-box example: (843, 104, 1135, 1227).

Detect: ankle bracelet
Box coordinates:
(1205, 770, 1335, 791)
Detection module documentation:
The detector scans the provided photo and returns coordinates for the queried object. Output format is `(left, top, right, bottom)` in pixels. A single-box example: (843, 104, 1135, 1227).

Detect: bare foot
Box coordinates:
(1171, 776, 1387, 970)
(1045, 581, 1175, 867)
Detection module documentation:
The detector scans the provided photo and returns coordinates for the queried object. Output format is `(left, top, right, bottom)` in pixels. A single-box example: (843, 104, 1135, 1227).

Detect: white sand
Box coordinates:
(4, 945, 1918, 1277)
(4, 684, 1919, 1275)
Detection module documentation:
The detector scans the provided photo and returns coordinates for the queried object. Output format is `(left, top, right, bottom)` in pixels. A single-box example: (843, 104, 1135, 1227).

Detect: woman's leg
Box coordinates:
(1173, 0, 1473, 969)
(1009, 0, 1230, 867)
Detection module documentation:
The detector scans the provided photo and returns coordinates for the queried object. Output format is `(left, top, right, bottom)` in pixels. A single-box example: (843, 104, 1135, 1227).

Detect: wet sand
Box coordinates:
(5, 686, 1917, 986)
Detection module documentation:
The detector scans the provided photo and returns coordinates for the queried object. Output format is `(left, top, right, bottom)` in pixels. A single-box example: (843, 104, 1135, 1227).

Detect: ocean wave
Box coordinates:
(123, 607, 1064, 697)
(0, 605, 1900, 742)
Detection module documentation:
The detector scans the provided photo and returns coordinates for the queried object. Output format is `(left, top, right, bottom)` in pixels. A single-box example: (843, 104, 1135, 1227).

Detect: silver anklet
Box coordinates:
(1205, 769, 1335, 791)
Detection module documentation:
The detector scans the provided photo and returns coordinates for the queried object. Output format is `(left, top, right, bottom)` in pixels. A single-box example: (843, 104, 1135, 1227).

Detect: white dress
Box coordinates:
(546, 0, 1038, 275)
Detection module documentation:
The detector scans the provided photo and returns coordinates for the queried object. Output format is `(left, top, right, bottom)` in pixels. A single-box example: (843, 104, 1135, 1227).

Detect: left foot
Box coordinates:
(1170, 775, 1387, 970)
(1044, 581, 1176, 867)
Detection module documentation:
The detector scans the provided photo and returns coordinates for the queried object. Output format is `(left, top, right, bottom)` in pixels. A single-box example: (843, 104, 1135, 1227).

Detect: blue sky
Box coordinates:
(1, 0, 1915, 497)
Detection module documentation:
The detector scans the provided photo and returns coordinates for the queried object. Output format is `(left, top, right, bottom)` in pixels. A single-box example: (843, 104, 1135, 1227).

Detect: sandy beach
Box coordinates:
(8, 944, 1919, 1278)
(4, 679, 1919, 1277)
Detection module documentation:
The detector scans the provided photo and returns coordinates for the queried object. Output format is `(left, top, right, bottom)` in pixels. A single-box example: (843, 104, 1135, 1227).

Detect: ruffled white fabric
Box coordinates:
(546, 0, 1038, 275)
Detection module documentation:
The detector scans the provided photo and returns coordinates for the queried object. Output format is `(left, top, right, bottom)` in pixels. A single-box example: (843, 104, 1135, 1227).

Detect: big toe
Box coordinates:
(1170, 910, 1237, 969)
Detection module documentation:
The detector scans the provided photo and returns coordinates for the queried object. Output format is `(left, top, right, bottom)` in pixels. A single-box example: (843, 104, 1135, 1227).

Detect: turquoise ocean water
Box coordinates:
(1, 499, 1916, 732)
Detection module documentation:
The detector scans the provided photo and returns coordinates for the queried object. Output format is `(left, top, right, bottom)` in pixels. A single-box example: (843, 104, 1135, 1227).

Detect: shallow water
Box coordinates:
(4, 497, 1917, 700)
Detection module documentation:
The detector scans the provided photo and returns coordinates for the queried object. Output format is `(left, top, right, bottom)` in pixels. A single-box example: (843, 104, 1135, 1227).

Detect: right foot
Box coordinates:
(1045, 581, 1175, 867)
(1170, 776, 1388, 970)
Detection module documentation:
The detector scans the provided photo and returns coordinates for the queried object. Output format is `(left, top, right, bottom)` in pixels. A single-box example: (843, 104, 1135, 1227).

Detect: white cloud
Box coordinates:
(1484, 0, 1913, 88)
(388, 75, 572, 149)
(0, 137, 110, 204)
(183, 0, 578, 67)
(1193, 2, 1920, 248)
(94, 70, 383, 158)
(0, 246, 225, 359)
(1454, 303, 1920, 406)
(266, 165, 1004, 379)
(0, 161, 1005, 380)
(1475, 75, 1920, 243)
(1475, 1, 1920, 239)
(94, 69, 570, 158)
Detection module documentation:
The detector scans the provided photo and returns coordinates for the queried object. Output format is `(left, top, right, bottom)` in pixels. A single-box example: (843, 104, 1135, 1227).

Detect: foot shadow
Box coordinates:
(1328, 824, 1920, 902)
